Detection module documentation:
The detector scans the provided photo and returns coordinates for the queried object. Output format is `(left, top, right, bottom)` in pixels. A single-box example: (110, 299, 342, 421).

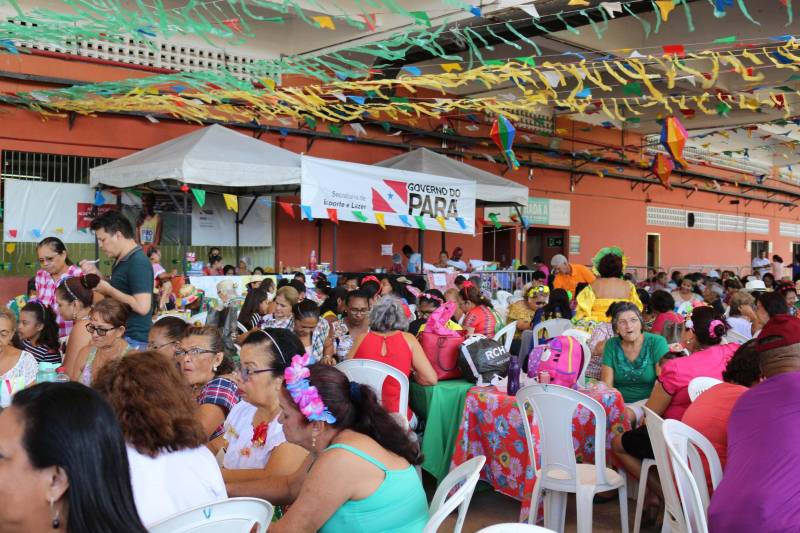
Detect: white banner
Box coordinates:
(301, 155, 475, 234)
(191, 195, 272, 247)
(3, 180, 140, 243)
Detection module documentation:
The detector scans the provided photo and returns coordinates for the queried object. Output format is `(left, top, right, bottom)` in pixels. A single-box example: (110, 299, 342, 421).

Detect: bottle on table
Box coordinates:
(54, 367, 70, 383)
(507, 355, 521, 396)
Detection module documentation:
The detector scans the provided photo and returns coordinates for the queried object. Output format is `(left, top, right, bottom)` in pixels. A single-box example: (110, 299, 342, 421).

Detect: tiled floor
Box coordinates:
(429, 479, 659, 533)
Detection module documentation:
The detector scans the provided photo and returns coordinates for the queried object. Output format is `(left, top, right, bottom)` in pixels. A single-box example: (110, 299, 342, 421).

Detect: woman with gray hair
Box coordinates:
(348, 297, 438, 422)
(601, 301, 669, 423)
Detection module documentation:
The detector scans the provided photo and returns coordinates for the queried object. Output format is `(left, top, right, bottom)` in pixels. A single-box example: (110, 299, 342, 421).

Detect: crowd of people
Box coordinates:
(3, 216, 800, 532)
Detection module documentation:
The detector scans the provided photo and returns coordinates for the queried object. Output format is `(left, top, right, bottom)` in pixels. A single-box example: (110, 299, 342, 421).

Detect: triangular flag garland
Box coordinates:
(300, 205, 314, 221)
(94, 190, 105, 206)
(414, 216, 426, 230)
(327, 208, 339, 224)
(223, 193, 238, 213)
(278, 201, 296, 219)
(435, 215, 447, 230)
(352, 211, 369, 222)
(399, 215, 412, 227)
(191, 188, 206, 208)
(487, 213, 502, 229)
(456, 217, 467, 230)
(375, 212, 386, 229)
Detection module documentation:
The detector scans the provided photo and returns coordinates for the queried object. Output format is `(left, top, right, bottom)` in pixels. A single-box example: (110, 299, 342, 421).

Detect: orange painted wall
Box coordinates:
(1, 53, 800, 275)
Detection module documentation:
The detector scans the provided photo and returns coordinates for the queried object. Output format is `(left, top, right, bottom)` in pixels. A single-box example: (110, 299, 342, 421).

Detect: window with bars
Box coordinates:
(1, 150, 113, 184)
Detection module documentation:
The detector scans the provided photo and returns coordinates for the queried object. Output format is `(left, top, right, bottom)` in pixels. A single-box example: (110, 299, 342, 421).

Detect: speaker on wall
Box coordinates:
(687, 212, 695, 227)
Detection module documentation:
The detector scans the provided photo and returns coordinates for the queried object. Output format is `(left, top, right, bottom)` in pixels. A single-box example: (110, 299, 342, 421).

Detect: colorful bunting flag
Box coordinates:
(301, 205, 314, 221)
(435, 216, 447, 230)
(279, 201, 295, 219)
(5, 243, 15, 253)
(353, 211, 369, 222)
(655, 0, 676, 21)
(399, 215, 412, 227)
(191, 188, 206, 207)
(375, 212, 386, 229)
(456, 217, 467, 230)
(7, 230, 16, 238)
(32, 229, 42, 238)
(414, 216, 426, 230)
(487, 213, 502, 229)
(312, 16, 335, 29)
(327, 208, 338, 224)
(94, 190, 105, 206)
(223, 194, 238, 213)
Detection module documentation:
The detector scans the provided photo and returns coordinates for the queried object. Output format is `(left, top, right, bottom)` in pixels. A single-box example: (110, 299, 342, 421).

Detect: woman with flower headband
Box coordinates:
(56, 275, 100, 377)
(611, 306, 738, 505)
(575, 247, 642, 322)
(93, 350, 227, 526)
(228, 359, 428, 533)
(222, 329, 308, 484)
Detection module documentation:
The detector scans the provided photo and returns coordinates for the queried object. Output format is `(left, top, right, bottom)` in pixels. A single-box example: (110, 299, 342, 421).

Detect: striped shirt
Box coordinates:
(19, 339, 62, 364)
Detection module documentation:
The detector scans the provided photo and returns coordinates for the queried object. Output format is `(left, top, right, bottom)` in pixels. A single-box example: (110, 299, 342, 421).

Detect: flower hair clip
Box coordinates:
(284, 353, 336, 424)
(708, 319, 724, 338)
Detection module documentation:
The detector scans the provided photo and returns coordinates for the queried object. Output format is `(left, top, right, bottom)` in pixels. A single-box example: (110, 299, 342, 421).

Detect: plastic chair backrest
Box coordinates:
(532, 319, 573, 347)
(496, 290, 513, 308)
(424, 455, 486, 533)
(724, 330, 750, 344)
(336, 359, 409, 417)
(493, 322, 518, 352)
(477, 524, 557, 532)
(687, 377, 723, 402)
(643, 407, 688, 533)
(148, 497, 273, 533)
(662, 419, 723, 512)
(516, 384, 610, 487)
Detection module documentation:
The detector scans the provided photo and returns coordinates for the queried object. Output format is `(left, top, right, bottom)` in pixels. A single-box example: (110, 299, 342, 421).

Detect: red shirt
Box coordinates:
(650, 311, 683, 334)
(682, 381, 747, 469)
(464, 306, 497, 337)
(353, 331, 413, 420)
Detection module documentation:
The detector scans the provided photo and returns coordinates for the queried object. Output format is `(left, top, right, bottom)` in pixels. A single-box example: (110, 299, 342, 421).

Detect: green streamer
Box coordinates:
(623, 4, 652, 38)
(555, 12, 580, 35)
(503, 22, 541, 56)
(736, 0, 760, 25)
(649, 0, 661, 33)
(678, 0, 696, 32)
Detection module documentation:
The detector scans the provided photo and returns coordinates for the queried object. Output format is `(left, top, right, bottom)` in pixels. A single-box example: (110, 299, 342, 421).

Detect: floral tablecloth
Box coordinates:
(450, 382, 630, 521)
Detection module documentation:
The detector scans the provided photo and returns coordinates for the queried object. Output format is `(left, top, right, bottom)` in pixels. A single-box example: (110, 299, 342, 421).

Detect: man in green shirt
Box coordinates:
(81, 211, 153, 348)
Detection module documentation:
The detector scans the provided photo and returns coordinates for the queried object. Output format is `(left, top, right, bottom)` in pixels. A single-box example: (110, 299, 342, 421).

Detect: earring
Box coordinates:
(50, 499, 60, 529)
(213, 365, 219, 372)
(312, 435, 316, 450)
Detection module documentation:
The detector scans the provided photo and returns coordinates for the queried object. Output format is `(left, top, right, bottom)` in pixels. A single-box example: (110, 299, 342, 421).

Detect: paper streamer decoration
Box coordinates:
(435, 216, 447, 230)
(653, 153, 675, 190)
(375, 212, 386, 229)
(191, 188, 206, 207)
(301, 205, 314, 221)
(490, 116, 520, 170)
(279, 201, 296, 219)
(661, 116, 689, 167)
(327, 208, 339, 224)
(223, 194, 238, 213)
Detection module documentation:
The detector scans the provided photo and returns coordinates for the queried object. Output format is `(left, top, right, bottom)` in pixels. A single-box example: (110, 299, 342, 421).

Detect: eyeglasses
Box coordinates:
(148, 341, 177, 351)
(174, 347, 217, 358)
(86, 324, 118, 336)
(348, 307, 369, 315)
(238, 366, 280, 382)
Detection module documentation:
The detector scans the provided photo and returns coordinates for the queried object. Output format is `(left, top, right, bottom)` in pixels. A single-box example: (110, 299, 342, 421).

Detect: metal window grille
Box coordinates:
(780, 222, 800, 238)
(646, 206, 686, 228)
(1, 150, 112, 184)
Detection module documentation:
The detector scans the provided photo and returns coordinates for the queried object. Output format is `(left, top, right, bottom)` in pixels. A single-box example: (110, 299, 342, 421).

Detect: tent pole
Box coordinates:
(514, 205, 525, 266)
(441, 232, 446, 254)
(182, 191, 188, 273)
(235, 196, 259, 267)
(332, 223, 337, 271)
(418, 230, 424, 266)
(317, 220, 322, 261)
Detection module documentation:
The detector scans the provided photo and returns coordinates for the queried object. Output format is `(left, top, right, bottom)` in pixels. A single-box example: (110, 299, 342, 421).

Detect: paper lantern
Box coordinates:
(653, 153, 674, 190)
(660, 116, 689, 167)
(490, 116, 520, 170)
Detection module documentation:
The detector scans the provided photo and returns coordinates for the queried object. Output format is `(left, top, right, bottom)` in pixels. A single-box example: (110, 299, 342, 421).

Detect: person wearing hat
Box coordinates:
(708, 314, 800, 532)
(551, 254, 596, 299)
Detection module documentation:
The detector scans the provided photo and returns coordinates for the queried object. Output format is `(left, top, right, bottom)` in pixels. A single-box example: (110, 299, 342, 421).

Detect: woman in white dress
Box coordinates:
(94, 350, 226, 526)
(0, 307, 38, 407)
(222, 328, 307, 484)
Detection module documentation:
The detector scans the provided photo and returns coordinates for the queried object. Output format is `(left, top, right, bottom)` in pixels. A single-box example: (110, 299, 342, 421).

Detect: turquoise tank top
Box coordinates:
(319, 443, 428, 533)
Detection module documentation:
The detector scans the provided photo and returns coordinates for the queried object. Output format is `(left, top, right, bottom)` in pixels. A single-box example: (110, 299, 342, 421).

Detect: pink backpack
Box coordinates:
(526, 335, 585, 389)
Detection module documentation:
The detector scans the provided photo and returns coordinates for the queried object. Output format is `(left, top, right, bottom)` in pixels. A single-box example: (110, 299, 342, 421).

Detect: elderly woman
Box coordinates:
(74, 299, 133, 385)
(602, 302, 669, 424)
(291, 300, 334, 364)
(507, 285, 548, 332)
(702, 281, 726, 315)
(612, 306, 738, 503)
(228, 363, 429, 533)
(576, 247, 642, 322)
(349, 297, 438, 421)
(727, 291, 759, 339)
(34, 237, 83, 338)
(0, 383, 148, 533)
(177, 326, 240, 444)
(94, 351, 227, 526)
(147, 316, 188, 359)
(223, 329, 308, 483)
(333, 290, 371, 361)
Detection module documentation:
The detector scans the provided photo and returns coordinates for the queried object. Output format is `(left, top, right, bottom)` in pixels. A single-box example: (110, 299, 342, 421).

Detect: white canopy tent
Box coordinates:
(376, 148, 529, 207)
(90, 124, 301, 195)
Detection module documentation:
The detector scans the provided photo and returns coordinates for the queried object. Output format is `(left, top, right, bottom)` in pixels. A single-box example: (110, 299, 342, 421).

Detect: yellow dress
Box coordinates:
(506, 300, 537, 338)
(575, 283, 642, 322)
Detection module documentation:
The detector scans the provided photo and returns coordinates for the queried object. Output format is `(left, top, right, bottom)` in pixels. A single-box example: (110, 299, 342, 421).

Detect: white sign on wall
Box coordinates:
(190, 195, 272, 247)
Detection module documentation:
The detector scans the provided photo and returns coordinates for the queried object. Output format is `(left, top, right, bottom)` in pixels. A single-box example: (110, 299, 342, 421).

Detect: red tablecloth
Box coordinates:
(450, 382, 630, 521)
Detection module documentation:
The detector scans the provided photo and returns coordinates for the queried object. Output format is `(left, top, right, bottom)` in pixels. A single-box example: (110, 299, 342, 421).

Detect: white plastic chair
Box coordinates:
(424, 455, 486, 533)
(644, 407, 689, 533)
(516, 384, 629, 533)
(532, 319, 573, 347)
(477, 524, 557, 532)
(723, 329, 750, 344)
(147, 498, 273, 533)
(688, 377, 723, 402)
(494, 322, 517, 352)
(336, 359, 409, 418)
(631, 458, 657, 533)
(496, 290, 514, 308)
(663, 419, 723, 518)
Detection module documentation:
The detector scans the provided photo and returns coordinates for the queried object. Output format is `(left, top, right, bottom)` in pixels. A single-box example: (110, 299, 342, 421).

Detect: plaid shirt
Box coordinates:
(35, 265, 83, 338)
(196, 377, 240, 440)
